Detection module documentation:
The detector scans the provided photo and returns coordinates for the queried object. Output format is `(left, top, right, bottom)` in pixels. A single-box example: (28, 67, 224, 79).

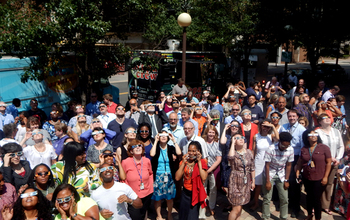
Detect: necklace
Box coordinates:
(184, 163, 194, 180)
(236, 148, 245, 155)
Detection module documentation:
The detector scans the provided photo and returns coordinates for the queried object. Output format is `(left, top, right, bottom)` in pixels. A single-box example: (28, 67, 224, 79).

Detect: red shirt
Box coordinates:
(122, 157, 154, 198)
(107, 102, 118, 114)
(300, 143, 331, 181)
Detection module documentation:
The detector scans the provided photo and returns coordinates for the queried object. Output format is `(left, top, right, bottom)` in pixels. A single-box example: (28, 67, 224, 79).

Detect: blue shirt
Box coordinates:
(242, 104, 264, 122)
(224, 114, 243, 124)
(5, 104, 18, 118)
(162, 124, 185, 146)
(86, 101, 101, 116)
(0, 113, 15, 130)
(281, 122, 306, 155)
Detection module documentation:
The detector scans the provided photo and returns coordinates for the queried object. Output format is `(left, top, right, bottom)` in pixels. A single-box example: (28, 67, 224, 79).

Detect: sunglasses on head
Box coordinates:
(56, 195, 73, 204)
(132, 144, 143, 149)
(20, 191, 38, 198)
(100, 166, 114, 173)
(35, 171, 51, 177)
(9, 151, 23, 157)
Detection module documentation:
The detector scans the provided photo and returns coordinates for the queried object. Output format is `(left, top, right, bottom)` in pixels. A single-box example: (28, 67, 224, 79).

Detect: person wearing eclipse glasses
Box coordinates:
(2, 187, 52, 220)
(0, 143, 32, 192)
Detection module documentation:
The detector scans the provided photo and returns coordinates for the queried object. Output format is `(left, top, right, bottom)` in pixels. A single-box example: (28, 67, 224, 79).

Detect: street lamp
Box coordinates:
(177, 13, 192, 83)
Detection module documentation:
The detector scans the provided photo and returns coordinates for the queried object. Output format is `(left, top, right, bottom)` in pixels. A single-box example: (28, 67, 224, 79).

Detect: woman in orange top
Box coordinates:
(175, 141, 208, 220)
(191, 105, 208, 136)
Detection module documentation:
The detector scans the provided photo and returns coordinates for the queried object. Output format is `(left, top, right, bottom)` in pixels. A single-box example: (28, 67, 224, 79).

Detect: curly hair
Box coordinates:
(12, 187, 53, 220)
(137, 122, 154, 143)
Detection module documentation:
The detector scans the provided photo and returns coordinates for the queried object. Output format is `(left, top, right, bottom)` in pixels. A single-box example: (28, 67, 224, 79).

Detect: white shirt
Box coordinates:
(179, 134, 208, 158)
(98, 113, 117, 128)
(91, 182, 138, 220)
(316, 128, 344, 161)
(23, 144, 57, 169)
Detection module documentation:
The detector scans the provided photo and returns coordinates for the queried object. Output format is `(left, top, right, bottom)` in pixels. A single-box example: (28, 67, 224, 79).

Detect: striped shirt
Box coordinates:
(264, 145, 294, 182)
(206, 141, 222, 168)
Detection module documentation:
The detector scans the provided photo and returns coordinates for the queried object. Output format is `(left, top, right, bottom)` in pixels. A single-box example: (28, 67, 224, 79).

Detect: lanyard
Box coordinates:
(308, 145, 317, 163)
(160, 148, 168, 173)
(133, 157, 143, 182)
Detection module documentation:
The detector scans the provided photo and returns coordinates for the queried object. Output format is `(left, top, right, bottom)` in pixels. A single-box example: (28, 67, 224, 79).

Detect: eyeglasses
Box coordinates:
(231, 124, 240, 128)
(56, 195, 72, 204)
(99, 105, 107, 108)
(232, 109, 239, 111)
(132, 144, 143, 149)
(20, 191, 38, 198)
(126, 130, 137, 134)
(35, 171, 51, 177)
(140, 130, 149, 133)
(9, 151, 23, 157)
(308, 133, 319, 137)
(234, 136, 245, 140)
(271, 116, 280, 119)
(100, 166, 114, 173)
(92, 130, 104, 136)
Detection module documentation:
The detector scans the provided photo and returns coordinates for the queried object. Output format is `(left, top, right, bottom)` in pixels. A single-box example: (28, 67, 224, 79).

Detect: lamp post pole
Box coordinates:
(177, 13, 192, 84)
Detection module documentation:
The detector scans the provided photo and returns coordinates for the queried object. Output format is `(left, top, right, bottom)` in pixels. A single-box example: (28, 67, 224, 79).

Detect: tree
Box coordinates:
(0, 0, 131, 104)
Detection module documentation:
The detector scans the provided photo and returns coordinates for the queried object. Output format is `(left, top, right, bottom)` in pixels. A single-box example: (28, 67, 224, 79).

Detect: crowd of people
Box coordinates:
(0, 76, 349, 220)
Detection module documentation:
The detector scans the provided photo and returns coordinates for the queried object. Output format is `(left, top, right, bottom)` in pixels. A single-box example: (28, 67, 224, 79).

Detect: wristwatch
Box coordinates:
(284, 179, 289, 182)
(72, 213, 78, 218)
(128, 199, 134, 205)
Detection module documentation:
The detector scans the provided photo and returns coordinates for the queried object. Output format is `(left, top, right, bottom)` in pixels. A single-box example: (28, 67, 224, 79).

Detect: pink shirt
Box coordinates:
(0, 183, 17, 220)
(122, 156, 154, 198)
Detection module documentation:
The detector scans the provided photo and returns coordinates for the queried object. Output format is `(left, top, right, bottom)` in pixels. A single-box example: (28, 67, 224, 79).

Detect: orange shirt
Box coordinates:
(193, 116, 206, 136)
(180, 160, 208, 191)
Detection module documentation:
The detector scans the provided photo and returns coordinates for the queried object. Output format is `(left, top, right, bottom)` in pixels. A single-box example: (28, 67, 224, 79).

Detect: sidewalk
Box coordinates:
(148, 189, 345, 220)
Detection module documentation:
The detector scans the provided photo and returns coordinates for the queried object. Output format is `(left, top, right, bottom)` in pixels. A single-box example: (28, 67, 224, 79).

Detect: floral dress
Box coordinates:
(51, 161, 101, 197)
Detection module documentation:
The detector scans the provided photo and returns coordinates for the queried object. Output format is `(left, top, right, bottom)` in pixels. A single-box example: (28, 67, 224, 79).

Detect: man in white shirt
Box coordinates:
(91, 163, 142, 220)
(97, 103, 116, 128)
(179, 121, 208, 158)
(322, 85, 340, 102)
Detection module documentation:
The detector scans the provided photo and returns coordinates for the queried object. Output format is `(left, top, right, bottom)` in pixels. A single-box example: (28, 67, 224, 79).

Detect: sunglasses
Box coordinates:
(280, 143, 290, 148)
(20, 191, 38, 198)
(262, 125, 271, 129)
(140, 130, 149, 133)
(56, 195, 72, 204)
(76, 106, 83, 109)
(100, 166, 114, 173)
(92, 120, 100, 124)
(92, 130, 104, 136)
(9, 151, 23, 157)
(308, 133, 319, 137)
(99, 105, 107, 108)
(126, 130, 137, 134)
(32, 131, 43, 136)
(232, 109, 239, 111)
(271, 116, 280, 119)
(117, 107, 125, 111)
(243, 113, 251, 116)
(35, 171, 51, 177)
(159, 133, 169, 137)
(172, 101, 179, 104)
(212, 118, 220, 121)
(91, 95, 97, 98)
(0, 104, 7, 107)
(132, 144, 143, 149)
(50, 111, 58, 115)
(103, 153, 114, 157)
(322, 116, 330, 119)
(231, 124, 240, 128)
(234, 136, 245, 140)
(77, 115, 86, 118)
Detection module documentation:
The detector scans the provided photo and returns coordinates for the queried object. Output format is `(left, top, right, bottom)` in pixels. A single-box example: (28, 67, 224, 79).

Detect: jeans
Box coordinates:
(262, 174, 289, 220)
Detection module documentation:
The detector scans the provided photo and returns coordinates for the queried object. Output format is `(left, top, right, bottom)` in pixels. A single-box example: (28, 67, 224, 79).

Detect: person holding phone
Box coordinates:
(175, 141, 208, 220)
(0, 143, 32, 191)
